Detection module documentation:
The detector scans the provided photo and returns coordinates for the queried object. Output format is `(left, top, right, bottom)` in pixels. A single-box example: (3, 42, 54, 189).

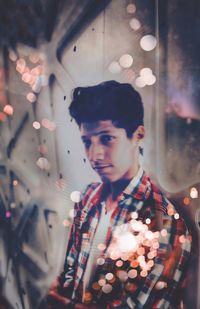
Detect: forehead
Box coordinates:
(80, 120, 124, 137)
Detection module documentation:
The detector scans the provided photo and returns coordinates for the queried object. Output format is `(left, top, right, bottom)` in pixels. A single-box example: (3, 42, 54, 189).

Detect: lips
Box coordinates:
(93, 165, 111, 172)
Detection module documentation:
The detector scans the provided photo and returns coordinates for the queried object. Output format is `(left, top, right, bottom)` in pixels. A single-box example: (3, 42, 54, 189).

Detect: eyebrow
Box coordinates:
(81, 130, 112, 139)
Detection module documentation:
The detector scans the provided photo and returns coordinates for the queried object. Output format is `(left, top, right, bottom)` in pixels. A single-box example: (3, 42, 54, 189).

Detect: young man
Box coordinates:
(48, 81, 191, 309)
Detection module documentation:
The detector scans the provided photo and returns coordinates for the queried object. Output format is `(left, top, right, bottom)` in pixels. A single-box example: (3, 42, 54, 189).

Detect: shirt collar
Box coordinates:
(89, 166, 151, 206)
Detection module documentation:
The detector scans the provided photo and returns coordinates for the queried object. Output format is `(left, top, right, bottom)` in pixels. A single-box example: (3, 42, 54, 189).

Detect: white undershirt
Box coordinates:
(82, 203, 113, 298)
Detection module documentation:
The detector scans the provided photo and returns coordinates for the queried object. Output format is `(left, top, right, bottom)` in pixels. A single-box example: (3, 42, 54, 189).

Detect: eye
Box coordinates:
(100, 135, 115, 145)
(82, 139, 91, 149)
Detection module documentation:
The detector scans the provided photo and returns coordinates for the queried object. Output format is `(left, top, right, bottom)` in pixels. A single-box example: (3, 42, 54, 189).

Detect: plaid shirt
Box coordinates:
(61, 171, 191, 308)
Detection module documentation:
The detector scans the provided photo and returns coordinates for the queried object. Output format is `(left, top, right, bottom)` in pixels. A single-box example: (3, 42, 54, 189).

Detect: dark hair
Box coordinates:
(69, 80, 144, 137)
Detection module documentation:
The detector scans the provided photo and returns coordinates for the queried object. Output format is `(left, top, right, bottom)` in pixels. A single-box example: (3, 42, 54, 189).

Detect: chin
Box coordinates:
(100, 174, 119, 183)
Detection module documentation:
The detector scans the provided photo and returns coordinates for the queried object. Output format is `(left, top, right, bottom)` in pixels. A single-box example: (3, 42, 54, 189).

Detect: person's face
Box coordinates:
(80, 120, 144, 183)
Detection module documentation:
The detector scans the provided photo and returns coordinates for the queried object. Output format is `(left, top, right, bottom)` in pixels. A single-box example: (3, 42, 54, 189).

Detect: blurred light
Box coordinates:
(131, 220, 145, 232)
(147, 260, 154, 268)
(126, 4, 136, 14)
(102, 284, 112, 294)
(119, 54, 133, 68)
(29, 53, 40, 64)
(97, 258, 105, 265)
(41, 118, 56, 131)
(140, 270, 148, 277)
(27, 92, 37, 103)
(22, 72, 32, 83)
(33, 121, 41, 129)
(129, 18, 141, 30)
(16, 58, 26, 74)
(117, 270, 128, 282)
(98, 279, 106, 286)
(63, 219, 70, 227)
(118, 232, 137, 252)
(145, 74, 156, 85)
(179, 235, 186, 244)
(128, 269, 137, 279)
(160, 229, 167, 237)
(167, 205, 175, 216)
(9, 51, 17, 62)
(3, 105, 13, 116)
(190, 187, 198, 199)
(105, 273, 114, 281)
(135, 76, 145, 88)
(145, 231, 154, 240)
(152, 242, 159, 249)
(110, 250, 120, 260)
(70, 191, 81, 203)
(131, 212, 138, 219)
(69, 209, 76, 218)
(92, 282, 100, 291)
(116, 260, 123, 267)
(140, 35, 157, 51)
(36, 157, 50, 170)
(145, 218, 151, 224)
(13, 180, 18, 186)
(38, 144, 48, 154)
(42, 118, 51, 128)
(155, 281, 167, 290)
(137, 247, 145, 255)
(183, 196, 190, 205)
(83, 291, 92, 302)
(31, 65, 43, 76)
(97, 243, 106, 251)
(108, 61, 122, 74)
(140, 67, 152, 76)
(47, 121, 57, 132)
(130, 260, 139, 268)
(174, 213, 180, 220)
(137, 255, 145, 263)
(6, 211, 11, 218)
(10, 202, 16, 209)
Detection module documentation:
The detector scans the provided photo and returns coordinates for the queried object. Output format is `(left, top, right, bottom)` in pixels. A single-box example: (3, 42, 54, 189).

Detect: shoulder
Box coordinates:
(74, 182, 101, 212)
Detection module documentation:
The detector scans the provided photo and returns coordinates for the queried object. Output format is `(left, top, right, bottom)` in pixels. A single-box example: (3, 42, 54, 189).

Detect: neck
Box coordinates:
(103, 164, 140, 201)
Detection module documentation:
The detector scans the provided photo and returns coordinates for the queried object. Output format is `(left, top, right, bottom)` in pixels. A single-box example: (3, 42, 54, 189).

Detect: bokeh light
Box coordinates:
(33, 121, 41, 129)
(140, 35, 157, 51)
(126, 4, 136, 14)
(70, 191, 81, 203)
(119, 54, 133, 68)
(129, 18, 141, 31)
(36, 157, 51, 170)
(26, 92, 37, 103)
(108, 61, 122, 74)
(135, 76, 146, 88)
(190, 187, 198, 199)
(3, 105, 14, 116)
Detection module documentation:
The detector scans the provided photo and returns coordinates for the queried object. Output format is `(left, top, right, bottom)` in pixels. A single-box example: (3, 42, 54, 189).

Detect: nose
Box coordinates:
(88, 142, 104, 164)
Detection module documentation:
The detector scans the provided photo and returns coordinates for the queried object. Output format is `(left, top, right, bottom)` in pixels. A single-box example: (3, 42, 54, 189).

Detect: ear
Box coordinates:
(133, 125, 145, 142)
